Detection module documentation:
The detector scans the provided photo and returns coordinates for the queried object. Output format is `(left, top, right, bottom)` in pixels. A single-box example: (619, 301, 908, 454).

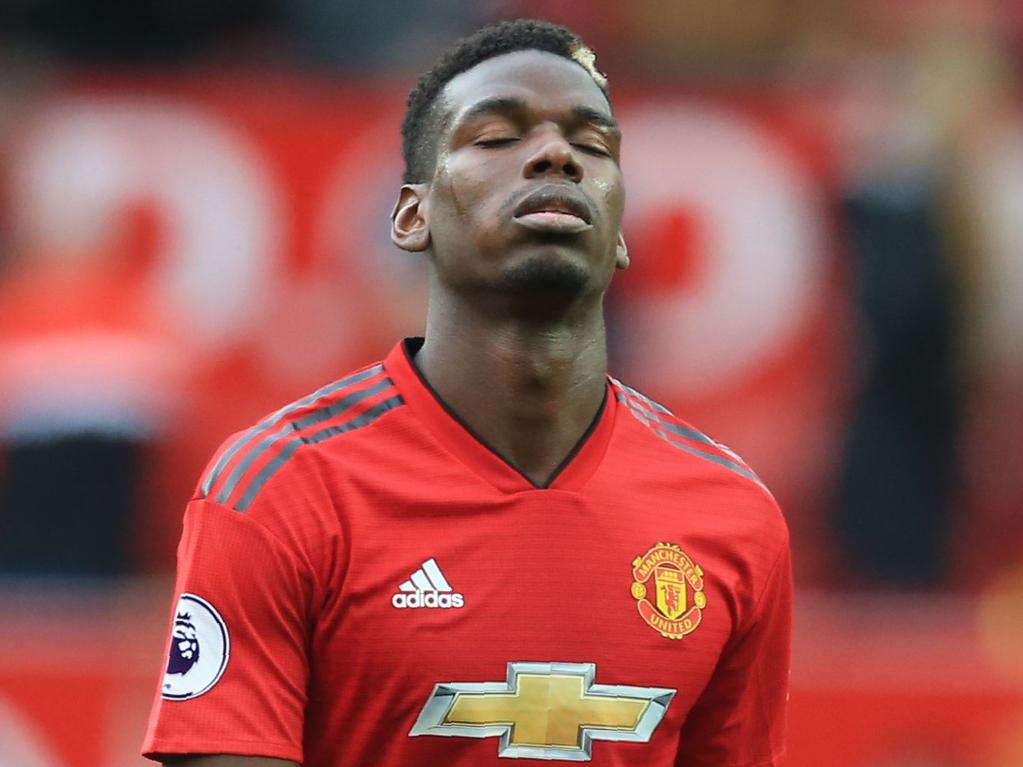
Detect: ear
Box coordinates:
(615, 229, 629, 270)
(391, 184, 431, 253)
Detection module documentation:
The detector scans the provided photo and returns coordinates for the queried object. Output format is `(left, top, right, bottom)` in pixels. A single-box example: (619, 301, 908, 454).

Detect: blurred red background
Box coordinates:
(1, 1, 1022, 764)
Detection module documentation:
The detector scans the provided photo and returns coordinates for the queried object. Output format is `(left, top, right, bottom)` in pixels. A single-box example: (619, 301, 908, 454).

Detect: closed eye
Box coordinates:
(475, 137, 519, 148)
(572, 143, 612, 157)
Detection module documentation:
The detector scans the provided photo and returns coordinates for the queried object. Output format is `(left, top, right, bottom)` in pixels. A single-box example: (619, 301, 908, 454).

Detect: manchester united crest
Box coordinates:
(630, 543, 707, 639)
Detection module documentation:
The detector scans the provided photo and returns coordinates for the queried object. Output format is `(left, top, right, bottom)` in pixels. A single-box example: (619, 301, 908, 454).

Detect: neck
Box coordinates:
(415, 288, 609, 486)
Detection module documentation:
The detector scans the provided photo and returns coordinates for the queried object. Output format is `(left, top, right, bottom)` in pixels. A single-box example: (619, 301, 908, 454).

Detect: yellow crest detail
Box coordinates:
(630, 542, 706, 640)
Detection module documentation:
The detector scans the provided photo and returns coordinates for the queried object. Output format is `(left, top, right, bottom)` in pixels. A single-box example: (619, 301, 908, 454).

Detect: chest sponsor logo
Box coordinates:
(160, 593, 230, 700)
(630, 542, 707, 639)
(392, 558, 464, 609)
(410, 661, 675, 761)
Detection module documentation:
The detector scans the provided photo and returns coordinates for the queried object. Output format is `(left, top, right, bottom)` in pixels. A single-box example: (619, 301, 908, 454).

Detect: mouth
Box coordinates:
(512, 185, 593, 234)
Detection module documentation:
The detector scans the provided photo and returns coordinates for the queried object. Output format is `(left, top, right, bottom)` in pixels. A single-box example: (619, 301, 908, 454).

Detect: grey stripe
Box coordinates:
(234, 395, 403, 512)
(617, 383, 717, 448)
(617, 381, 671, 415)
(615, 392, 764, 487)
(201, 364, 384, 497)
(214, 377, 394, 505)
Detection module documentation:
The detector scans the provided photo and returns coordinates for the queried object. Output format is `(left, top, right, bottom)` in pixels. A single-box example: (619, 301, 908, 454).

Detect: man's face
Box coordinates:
(396, 49, 627, 301)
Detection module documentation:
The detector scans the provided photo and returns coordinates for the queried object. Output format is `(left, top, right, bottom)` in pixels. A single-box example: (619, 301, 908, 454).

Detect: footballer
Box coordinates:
(144, 18, 792, 767)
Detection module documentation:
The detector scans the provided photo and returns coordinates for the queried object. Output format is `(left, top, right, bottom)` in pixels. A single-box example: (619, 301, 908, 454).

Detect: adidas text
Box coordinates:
(391, 591, 464, 609)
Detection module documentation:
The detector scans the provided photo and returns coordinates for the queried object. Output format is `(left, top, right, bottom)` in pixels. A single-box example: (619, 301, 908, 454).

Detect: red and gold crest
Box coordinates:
(630, 542, 707, 639)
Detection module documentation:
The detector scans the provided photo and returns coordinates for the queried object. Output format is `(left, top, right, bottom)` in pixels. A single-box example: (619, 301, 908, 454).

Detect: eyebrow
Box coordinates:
(456, 96, 620, 136)
(456, 96, 527, 126)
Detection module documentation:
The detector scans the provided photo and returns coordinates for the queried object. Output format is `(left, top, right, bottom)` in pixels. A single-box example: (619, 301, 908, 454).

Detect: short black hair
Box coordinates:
(400, 18, 609, 184)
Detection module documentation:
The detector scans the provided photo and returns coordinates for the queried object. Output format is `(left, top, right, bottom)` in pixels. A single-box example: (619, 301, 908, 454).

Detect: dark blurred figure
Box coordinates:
(0, 437, 143, 577)
(834, 178, 960, 587)
(0, 203, 188, 579)
(825, 9, 997, 587)
(827, 3, 1020, 589)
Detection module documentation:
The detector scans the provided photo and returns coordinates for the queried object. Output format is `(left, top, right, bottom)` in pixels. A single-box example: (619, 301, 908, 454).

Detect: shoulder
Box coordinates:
(610, 378, 789, 571)
(610, 377, 777, 505)
(195, 360, 406, 515)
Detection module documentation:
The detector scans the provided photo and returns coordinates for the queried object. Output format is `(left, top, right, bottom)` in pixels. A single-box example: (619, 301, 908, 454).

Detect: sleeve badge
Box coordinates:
(161, 593, 230, 700)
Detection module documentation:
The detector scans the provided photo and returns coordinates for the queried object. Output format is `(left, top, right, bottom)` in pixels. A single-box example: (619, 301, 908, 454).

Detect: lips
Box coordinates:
(513, 185, 593, 233)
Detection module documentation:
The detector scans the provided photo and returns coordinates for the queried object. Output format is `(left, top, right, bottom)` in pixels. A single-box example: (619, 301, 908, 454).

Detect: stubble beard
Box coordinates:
(496, 255, 590, 298)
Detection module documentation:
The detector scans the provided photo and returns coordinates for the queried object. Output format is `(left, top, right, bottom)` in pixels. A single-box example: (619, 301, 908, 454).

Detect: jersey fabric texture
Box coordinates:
(143, 338, 791, 767)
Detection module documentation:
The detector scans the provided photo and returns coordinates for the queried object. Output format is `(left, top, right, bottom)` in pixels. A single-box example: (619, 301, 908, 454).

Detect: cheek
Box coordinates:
(597, 179, 621, 228)
(439, 152, 510, 218)
(592, 176, 615, 198)
(588, 168, 625, 220)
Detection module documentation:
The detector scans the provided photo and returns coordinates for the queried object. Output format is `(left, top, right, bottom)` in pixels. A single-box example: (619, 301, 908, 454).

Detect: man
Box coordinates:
(143, 18, 791, 767)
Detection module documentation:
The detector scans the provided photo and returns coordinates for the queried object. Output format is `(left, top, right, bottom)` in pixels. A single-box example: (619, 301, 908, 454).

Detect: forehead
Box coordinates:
(439, 49, 612, 122)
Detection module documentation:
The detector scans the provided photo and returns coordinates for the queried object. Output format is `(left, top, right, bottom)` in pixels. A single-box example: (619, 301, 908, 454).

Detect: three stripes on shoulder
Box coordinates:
(199, 363, 764, 515)
(611, 379, 765, 489)
(201, 363, 404, 512)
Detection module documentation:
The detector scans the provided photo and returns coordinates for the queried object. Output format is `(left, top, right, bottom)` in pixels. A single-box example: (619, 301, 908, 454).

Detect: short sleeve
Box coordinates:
(142, 498, 314, 763)
(676, 543, 792, 767)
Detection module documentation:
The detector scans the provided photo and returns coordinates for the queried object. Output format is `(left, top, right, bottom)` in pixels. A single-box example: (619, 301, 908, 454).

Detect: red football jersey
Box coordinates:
(143, 338, 791, 766)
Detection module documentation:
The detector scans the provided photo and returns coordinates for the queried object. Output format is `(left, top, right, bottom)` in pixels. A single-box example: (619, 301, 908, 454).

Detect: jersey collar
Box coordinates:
(384, 337, 616, 494)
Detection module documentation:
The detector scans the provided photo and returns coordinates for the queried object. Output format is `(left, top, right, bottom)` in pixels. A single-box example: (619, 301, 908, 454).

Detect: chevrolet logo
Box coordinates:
(409, 662, 676, 761)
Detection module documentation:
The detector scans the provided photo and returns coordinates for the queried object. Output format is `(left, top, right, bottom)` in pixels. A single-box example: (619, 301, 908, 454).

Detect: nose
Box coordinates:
(522, 127, 582, 183)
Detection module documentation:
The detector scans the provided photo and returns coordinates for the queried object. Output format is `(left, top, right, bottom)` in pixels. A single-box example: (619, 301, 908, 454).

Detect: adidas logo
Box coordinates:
(391, 558, 464, 609)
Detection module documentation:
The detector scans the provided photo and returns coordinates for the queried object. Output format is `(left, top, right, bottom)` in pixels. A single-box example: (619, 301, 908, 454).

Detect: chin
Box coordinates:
(497, 255, 590, 296)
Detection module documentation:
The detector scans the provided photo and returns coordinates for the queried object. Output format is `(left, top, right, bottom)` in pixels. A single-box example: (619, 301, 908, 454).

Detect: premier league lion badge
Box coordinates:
(161, 593, 230, 700)
(630, 543, 707, 640)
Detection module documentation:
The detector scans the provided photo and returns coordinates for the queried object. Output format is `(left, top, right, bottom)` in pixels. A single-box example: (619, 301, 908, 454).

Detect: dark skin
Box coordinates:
(393, 49, 629, 484)
(161, 48, 627, 767)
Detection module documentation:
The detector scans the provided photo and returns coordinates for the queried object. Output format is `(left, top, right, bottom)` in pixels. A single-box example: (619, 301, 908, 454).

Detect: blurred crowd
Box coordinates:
(0, 0, 1021, 593)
